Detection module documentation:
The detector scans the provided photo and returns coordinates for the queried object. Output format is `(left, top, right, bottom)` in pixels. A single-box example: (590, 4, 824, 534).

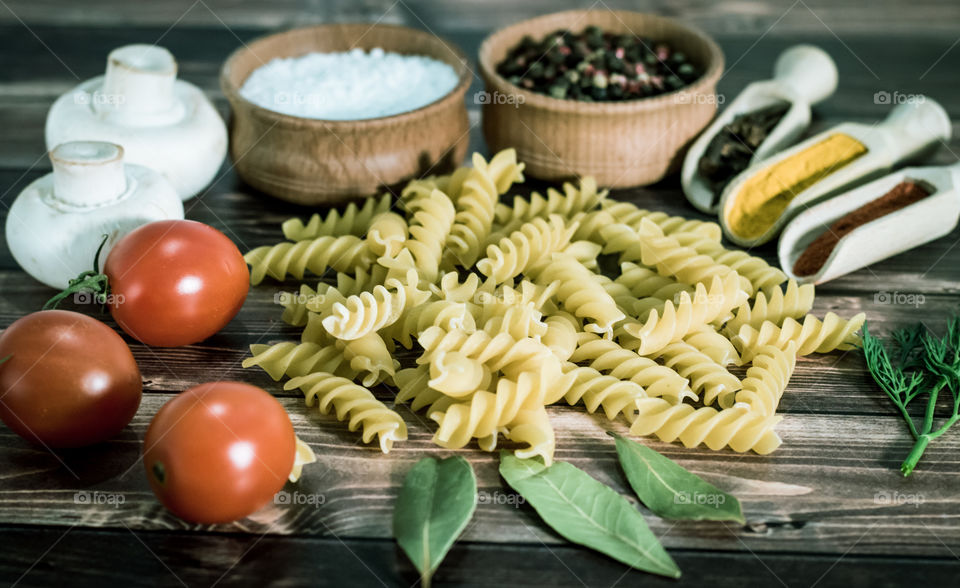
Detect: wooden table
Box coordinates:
(1, 1, 959, 586)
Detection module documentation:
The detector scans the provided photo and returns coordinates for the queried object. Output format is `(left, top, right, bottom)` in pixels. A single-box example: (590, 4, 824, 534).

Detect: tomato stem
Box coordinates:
(0, 355, 10, 366)
(43, 235, 112, 311)
(152, 462, 167, 485)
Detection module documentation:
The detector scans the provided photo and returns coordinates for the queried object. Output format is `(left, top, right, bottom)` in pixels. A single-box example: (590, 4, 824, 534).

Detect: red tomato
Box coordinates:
(0, 310, 142, 447)
(104, 220, 249, 346)
(143, 382, 296, 524)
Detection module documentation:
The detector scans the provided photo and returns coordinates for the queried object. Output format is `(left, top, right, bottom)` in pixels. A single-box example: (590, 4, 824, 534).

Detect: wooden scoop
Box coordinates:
(778, 161, 960, 284)
(718, 97, 952, 247)
(682, 45, 838, 214)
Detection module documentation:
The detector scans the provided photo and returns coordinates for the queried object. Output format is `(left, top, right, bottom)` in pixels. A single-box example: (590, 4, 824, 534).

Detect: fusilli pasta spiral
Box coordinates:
(653, 341, 742, 408)
(622, 273, 748, 355)
(282, 193, 392, 241)
(446, 151, 524, 266)
(601, 220, 747, 293)
(477, 215, 575, 283)
(245, 235, 373, 285)
(504, 406, 556, 465)
(561, 363, 647, 422)
(571, 332, 694, 403)
(321, 280, 407, 340)
(243, 341, 344, 381)
(366, 212, 408, 258)
(732, 342, 797, 414)
(674, 232, 788, 294)
(723, 280, 816, 335)
(494, 176, 606, 240)
(285, 372, 407, 453)
(631, 400, 782, 454)
(403, 188, 457, 282)
(244, 148, 866, 460)
(733, 312, 866, 361)
(341, 332, 399, 387)
(599, 199, 722, 241)
(529, 253, 625, 337)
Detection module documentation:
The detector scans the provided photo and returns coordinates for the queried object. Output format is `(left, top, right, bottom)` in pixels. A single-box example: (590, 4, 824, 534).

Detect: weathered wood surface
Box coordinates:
(2, 0, 959, 34)
(1, 5, 960, 587)
(2, 393, 960, 558)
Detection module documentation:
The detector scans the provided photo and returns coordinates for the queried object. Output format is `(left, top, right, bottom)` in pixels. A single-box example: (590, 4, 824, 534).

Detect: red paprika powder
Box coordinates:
(793, 180, 933, 276)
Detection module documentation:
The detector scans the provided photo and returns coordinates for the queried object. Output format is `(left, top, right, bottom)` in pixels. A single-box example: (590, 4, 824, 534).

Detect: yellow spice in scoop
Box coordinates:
(726, 133, 867, 239)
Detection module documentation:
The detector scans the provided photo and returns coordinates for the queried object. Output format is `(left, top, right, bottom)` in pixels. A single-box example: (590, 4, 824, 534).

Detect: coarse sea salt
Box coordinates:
(239, 47, 460, 120)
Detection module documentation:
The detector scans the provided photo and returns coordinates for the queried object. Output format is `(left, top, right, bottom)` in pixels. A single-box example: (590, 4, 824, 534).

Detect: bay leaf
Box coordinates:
(614, 434, 745, 523)
(499, 453, 680, 579)
(393, 456, 477, 588)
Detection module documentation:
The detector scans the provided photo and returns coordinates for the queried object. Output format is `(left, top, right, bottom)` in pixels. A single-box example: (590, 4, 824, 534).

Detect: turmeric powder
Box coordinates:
(726, 133, 867, 239)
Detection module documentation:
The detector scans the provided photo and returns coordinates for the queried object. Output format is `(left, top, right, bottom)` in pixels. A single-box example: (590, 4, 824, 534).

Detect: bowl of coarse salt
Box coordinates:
(221, 24, 472, 205)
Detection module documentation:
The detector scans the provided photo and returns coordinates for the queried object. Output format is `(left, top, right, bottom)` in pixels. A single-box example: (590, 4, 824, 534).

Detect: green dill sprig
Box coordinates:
(862, 317, 960, 476)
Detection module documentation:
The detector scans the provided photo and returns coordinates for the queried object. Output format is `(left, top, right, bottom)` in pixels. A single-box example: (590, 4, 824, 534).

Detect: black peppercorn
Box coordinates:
(495, 25, 701, 102)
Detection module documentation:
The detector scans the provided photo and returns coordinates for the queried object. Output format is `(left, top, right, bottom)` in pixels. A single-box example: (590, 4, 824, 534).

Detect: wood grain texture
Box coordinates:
(2, 0, 959, 34)
(1, 395, 959, 558)
(2, 525, 958, 588)
(1, 7, 960, 586)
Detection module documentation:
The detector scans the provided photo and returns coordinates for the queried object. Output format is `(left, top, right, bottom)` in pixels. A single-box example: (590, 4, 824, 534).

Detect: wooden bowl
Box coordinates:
(478, 10, 724, 187)
(221, 24, 472, 205)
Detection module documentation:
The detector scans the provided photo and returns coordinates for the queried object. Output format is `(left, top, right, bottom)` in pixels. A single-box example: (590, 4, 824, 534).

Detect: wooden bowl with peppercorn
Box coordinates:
(221, 24, 472, 205)
(478, 10, 724, 187)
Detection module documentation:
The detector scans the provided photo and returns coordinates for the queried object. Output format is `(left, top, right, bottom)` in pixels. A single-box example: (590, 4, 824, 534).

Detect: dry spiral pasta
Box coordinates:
(630, 399, 783, 454)
(243, 341, 344, 381)
(622, 273, 748, 355)
(476, 215, 575, 283)
(285, 372, 407, 453)
(282, 192, 391, 241)
(244, 235, 373, 285)
(528, 253, 625, 338)
(732, 342, 798, 414)
(600, 221, 746, 293)
(418, 326, 560, 383)
(493, 176, 606, 241)
(403, 188, 457, 282)
(446, 150, 525, 267)
(560, 363, 647, 422)
(242, 149, 865, 460)
(733, 312, 866, 362)
(341, 332, 399, 387)
(599, 199, 722, 241)
(615, 262, 693, 301)
(428, 350, 492, 398)
(502, 406, 556, 465)
(394, 366, 444, 411)
(652, 341, 742, 408)
(723, 280, 816, 335)
(321, 279, 407, 340)
(428, 372, 555, 452)
(674, 232, 788, 294)
(366, 212, 408, 258)
(682, 327, 742, 366)
(387, 299, 477, 349)
(280, 266, 390, 327)
(570, 332, 694, 403)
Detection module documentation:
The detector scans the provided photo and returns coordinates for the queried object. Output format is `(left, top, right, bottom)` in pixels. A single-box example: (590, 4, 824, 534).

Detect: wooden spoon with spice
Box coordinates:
(778, 161, 960, 284)
(681, 45, 838, 214)
(718, 97, 952, 247)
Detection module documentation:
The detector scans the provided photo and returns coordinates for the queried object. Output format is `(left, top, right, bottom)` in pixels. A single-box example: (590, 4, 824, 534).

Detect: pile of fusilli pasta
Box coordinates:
(242, 149, 865, 464)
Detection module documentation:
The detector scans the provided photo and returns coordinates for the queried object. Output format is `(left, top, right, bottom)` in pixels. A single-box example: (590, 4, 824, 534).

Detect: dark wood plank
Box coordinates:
(1, 525, 958, 588)
(1, 394, 958, 557)
(0, 24, 958, 168)
(2, 0, 959, 35)
(1, 11, 959, 588)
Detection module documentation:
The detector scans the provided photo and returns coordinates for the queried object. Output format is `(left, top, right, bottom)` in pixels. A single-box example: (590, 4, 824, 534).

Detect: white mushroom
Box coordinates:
(45, 44, 227, 200)
(6, 141, 184, 289)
